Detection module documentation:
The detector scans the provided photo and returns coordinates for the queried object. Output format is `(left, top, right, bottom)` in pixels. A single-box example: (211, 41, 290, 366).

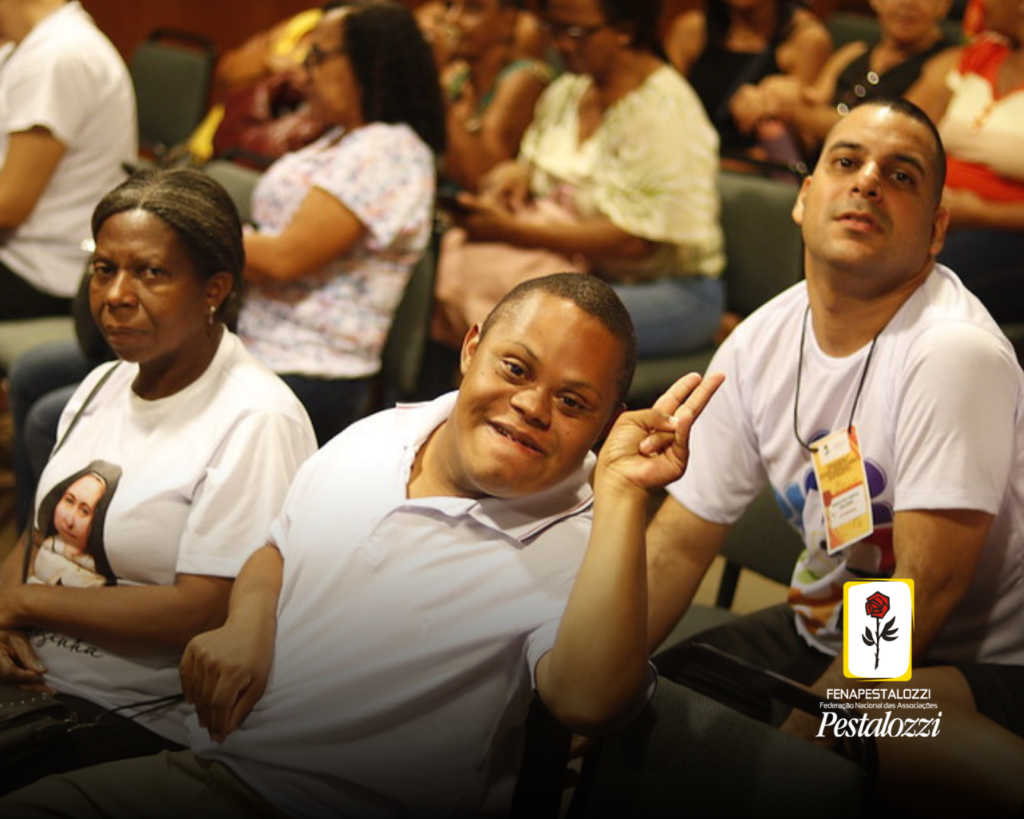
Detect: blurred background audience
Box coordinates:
(0, 0, 135, 322)
(437, 0, 553, 191)
(663, 0, 832, 166)
(756, 0, 957, 157)
(434, 0, 725, 359)
(916, 0, 1024, 322)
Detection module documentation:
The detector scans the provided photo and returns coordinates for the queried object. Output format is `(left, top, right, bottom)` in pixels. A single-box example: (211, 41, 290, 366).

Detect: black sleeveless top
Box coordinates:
(833, 38, 953, 114)
(689, 43, 783, 154)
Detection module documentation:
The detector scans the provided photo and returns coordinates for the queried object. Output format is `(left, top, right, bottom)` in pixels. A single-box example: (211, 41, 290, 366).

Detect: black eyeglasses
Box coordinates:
(541, 20, 606, 45)
(303, 43, 347, 71)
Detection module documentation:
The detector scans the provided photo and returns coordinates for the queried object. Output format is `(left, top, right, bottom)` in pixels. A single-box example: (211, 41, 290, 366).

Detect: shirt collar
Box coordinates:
(394, 393, 595, 544)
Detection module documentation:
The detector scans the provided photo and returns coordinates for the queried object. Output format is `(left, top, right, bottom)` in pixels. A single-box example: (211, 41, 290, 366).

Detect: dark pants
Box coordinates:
(939, 229, 1024, 324)
(0, 259, 73, 322)
(655, 603, 1024, 738)
(2, 750, 288, 819)
(654, 603, 833, 724)
(279, 373, 372, 447)
(1, 693, 185, 797)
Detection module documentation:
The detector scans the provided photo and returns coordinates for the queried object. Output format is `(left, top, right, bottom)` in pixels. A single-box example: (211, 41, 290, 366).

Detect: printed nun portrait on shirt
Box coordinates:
(31, 460, 122, 588)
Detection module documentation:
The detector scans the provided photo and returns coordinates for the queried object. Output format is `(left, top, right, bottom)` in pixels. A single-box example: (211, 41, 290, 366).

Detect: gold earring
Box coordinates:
(207, 304, 216, 326)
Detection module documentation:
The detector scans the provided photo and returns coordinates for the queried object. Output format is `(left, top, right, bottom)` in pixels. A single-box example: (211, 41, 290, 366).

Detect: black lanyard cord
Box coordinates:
(793, 304, 881, 452)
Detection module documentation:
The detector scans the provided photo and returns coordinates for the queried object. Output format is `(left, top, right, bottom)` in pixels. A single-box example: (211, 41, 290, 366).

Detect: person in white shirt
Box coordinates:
(0, 0, 136, 319)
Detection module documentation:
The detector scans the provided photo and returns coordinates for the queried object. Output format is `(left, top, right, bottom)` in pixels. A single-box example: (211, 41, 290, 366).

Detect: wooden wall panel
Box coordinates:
(82, 0, 314, 60)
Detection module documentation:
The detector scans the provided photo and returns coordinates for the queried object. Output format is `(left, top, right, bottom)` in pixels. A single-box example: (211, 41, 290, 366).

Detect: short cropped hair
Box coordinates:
(92, 168, 245, 325)
(850, 97, 947, 205)
(479, 273, 638, 403)
(337, 1, 447, 154)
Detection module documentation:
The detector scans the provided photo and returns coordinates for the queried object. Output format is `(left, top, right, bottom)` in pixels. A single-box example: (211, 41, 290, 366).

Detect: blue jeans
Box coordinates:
(611, 275, 725, 358)
(9, 340, 97, 531)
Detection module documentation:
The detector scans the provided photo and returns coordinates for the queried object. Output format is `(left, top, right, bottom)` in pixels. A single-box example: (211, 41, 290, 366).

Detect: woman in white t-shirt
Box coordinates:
(0, 168, 316, 793)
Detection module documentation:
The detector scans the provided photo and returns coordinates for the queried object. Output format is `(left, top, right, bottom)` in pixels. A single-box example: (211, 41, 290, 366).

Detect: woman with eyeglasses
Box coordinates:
(239, 0, 446, 445)
(434, 0, 727, 359)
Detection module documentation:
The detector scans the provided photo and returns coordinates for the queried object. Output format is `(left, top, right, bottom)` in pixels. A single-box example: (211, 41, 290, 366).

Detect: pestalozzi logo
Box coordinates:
(813, 579, 941, 738)
(843, 579, 913, 681)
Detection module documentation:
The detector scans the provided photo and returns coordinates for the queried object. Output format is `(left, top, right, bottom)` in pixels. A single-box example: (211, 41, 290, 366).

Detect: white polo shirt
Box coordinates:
(192, 393, 597, 818)
(0, 1, 136, 297)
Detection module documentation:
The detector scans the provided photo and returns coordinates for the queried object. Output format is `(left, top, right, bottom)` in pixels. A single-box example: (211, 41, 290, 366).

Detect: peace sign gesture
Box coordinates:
(597, 372, 725, 498)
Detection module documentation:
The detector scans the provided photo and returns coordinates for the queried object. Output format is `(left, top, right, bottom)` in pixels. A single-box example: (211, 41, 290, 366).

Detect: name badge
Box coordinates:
(811, 425, 874, 553)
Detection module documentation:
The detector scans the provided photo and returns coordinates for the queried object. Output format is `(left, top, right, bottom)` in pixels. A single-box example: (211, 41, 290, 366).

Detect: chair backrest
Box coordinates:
(568, 677, 867, 818)
(719, 484, 804, 594)
(131, 30, 216, 154)
(203, 159, 261, 224)
(718, 170, 803, 317)
(826, 12, 883, 49)
(0, 318, 75, 373)
(826, 11, 963, 49)
(380, 243, 438, 401)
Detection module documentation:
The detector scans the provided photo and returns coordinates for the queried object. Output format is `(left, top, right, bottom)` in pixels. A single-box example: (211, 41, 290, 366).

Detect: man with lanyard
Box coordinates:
(648, 98, 1024, 803)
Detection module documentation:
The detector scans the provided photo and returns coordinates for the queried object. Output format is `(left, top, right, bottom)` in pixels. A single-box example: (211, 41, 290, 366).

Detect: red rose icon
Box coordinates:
(865, 591, 890, 619)
(863, 590, 899, 670)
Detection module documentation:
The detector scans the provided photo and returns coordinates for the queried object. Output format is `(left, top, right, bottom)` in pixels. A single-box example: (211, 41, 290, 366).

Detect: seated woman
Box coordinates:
(0, 168, 316, 793)
(663, 0, 831, 163)
(238, 0, 446, 445)
(439, 0, 553, 191)
(756, 0, 957, 156)
(434, 0, 725, 358)
(912, 0, 1024, 323)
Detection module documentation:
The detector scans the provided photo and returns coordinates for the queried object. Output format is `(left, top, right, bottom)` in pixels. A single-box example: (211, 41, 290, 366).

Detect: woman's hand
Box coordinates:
(0, 629, 51, 692)
(730, 83, 769, 135)
(451, 193, 517, 243)
(757, 75, 803, 123)
(478, 160, 532, 212)
(180, 619, 272, 743)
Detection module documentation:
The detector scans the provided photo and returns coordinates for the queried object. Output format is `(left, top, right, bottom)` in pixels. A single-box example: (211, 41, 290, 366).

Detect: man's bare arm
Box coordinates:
(646, 496, 729, 652)
(536, 374, 724, 735)
(180, 544, 284, 742)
